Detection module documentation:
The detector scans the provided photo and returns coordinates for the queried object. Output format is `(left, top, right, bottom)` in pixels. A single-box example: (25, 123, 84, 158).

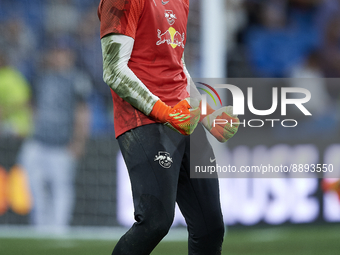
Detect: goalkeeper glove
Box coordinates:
(201, 105, 239, 143)
(150, 98, 200, 135)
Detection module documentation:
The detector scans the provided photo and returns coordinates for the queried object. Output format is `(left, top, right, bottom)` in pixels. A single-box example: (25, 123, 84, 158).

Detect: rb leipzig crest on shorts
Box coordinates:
(154, 151, 173, 168)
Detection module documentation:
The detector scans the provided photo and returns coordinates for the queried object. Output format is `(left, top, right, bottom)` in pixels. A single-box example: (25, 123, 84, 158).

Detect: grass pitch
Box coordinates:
(0, 225, 339, 255)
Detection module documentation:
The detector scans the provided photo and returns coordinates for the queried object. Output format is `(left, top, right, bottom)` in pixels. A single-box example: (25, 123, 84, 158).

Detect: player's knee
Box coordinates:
(208, 211, 225, 239)
(149, 215, 172, 238)
(189, 225, 225, 255)
(199, 213, 225, 240)
(200, 223, 225, 244)
(210, 223, 225, 241)
(189, 218, 225, 254)
(135, 194, 173, 239)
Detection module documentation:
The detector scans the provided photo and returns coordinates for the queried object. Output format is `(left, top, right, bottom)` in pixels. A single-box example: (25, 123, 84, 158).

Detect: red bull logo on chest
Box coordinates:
(156, 27, 185, 49)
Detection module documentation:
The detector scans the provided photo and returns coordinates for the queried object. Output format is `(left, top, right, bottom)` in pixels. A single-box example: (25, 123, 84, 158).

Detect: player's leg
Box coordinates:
(18, 139, 49, 227)
(177, 124, 225, 255)
(113, 123, 186, 255)
(48, 145, 76, 232)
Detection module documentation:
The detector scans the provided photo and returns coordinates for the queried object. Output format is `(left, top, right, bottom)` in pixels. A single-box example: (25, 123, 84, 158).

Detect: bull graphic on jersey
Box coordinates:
(165, 10, 176, 25)
(156, 27, 185, 49)
(154, 151, 173, 168)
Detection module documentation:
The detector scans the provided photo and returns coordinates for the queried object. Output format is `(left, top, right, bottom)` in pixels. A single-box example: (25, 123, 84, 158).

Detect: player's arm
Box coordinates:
(69, 101, 90, 158)
(101, 34, 158, 115)
(101, 34, 200, 135)
(181, 55, 239, 142)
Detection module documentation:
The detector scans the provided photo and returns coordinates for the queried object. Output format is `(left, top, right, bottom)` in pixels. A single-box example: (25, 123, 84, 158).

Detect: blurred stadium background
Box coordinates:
(1, 0, 340, 254)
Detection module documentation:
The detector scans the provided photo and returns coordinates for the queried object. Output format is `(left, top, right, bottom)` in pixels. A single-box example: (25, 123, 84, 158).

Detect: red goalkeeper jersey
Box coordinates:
(98, 0, 190, 137)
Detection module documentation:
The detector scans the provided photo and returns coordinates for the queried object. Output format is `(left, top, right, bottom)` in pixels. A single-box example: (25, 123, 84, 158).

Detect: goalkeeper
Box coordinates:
(98, 0, 239, 254)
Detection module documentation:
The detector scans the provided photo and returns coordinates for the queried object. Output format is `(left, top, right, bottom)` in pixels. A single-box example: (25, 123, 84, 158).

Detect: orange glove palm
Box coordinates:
(201, 106, 239, 143)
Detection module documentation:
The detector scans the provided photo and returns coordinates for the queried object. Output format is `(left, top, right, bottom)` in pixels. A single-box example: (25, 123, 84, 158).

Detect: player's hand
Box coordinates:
(201, 106, 239, 142)
(150, 98, 200, 135)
